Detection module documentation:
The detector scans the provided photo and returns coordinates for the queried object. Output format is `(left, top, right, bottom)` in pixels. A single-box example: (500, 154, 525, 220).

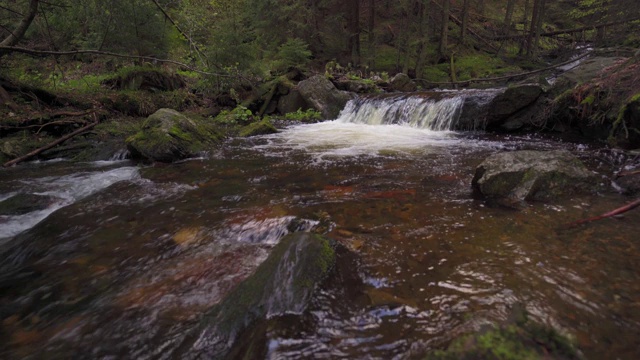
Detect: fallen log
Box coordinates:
(2, 120, 98, 167)
(416, 49, 593, 86)
(565, 197, 640, 228)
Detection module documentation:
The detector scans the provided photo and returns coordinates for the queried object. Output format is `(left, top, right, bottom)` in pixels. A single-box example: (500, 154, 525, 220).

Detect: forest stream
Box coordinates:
(1, 93, 639, 359)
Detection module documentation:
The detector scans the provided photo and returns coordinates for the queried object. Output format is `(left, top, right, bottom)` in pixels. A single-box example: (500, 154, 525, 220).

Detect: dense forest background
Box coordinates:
(1, 0, 638, 93)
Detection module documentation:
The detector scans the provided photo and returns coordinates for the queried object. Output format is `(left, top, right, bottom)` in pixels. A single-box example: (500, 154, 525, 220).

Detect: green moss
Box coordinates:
(203, 233, 336, 338)
(238, 118, 278, 137)
(428, 321, 579, 360)
(126, 109, 222, 162)
(284, 108, 322, 122)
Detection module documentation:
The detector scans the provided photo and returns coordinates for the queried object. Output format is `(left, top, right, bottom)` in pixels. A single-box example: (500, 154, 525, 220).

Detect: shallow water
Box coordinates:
(1, 121, 639, 359)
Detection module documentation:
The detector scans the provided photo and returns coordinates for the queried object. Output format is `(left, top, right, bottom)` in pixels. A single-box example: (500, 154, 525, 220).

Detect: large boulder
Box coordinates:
(177, 232, 336, 359)
(126, 109, 222, 163)
(297, 75, 355, 119)
(472, 150, 599, 203)
(486, 84, 543, 130)
(389, 73, 418, 92)
(277, 89, 310, 114)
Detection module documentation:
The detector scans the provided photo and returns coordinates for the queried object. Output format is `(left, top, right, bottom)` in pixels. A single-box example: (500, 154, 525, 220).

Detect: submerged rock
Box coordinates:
(177, 232, 336, 359)
(0, 193, 57, 216)
(427, 312, 580, 359)
(298, 75, 355, 119)
(126, 108, 222, 163)
(472, 150, 598, 203)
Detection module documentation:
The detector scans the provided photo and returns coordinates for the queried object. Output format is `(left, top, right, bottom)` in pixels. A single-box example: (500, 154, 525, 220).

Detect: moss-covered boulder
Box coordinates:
(472, 150, 599, 203)
(178, 232, 336, 359)
(126, 108, 222, 163)
(238, 118, 278, 137)
(427, 320, 580, 360)
(298, 75, 355, 119)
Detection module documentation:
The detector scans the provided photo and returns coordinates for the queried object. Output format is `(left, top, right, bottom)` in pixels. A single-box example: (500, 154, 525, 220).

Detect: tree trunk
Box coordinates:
(414, 0, 430, 78)
(476, 0, 485, 18)
(348, 0, 361, 66)
(503, 0, 516, 34)
(461, 0, 470, 42)
(367, 0, 376, 69)
(532, 0, 547, 56)
(519, 0, 530, 55)
(526, 0, 546, 57)
(0, 0, 39, 56)
(439, 0, 450, 58)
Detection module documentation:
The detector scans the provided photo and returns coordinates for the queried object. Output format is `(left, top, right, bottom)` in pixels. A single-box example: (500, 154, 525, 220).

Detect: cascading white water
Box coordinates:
(336, 95, 465, 131)
(0, 167, 140, 240)
(258, 89, 505, 160)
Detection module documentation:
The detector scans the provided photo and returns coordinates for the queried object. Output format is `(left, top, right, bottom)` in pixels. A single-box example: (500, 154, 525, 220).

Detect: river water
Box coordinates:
(1, 95, 639, 359)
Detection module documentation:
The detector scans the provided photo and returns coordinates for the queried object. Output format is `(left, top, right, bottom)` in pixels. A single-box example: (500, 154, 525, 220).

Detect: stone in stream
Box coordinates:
(0, 193, 58, 216)
(472, 150, 599, 203)
(427, 306, 580, 359)
(175, 232, 337, 359)
(126, 108, 223, 163)
(297, 75, 355, 119)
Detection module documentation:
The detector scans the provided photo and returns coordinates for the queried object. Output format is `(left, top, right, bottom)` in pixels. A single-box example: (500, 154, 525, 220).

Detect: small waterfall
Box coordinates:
(336, 90, 501, 131)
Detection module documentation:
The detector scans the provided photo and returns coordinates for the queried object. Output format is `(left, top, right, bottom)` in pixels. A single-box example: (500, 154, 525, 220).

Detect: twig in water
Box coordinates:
(565, 197, 640, 228)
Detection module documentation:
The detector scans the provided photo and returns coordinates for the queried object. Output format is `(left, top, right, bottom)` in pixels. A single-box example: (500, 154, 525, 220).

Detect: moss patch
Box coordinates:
(238, 118, 278, 137)
(428, 320, 579, 360)
(126, 108, 223, 162)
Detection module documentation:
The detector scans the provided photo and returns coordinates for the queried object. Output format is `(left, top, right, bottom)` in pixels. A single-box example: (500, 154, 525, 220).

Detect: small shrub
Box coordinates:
(214, 105, 254, 125)
(284, 108, 322, 122)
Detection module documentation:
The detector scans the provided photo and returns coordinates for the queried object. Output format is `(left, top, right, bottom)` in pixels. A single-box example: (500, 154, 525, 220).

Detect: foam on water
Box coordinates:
(0, 167, 140, 239)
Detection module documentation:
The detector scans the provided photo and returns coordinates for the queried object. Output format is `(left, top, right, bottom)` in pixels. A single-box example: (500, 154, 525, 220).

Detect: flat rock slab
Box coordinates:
(472, 150, 598, 203)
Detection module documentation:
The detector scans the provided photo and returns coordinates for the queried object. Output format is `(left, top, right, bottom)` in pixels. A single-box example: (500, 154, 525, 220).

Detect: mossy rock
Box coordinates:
(238, 118, 278, 137)
(472, 150, 599, 203)
(427, 307, 580, 360)
(178, 232, 336, 358)
(126, 108, 223, 163)
(428, 323, 580, 360)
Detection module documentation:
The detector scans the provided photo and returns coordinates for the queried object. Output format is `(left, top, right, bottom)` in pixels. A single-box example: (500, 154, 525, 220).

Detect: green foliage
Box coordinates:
(274, 38, 312, 71)
(454, 55, 520, 81)
(284, 108, 322, 122)
(422, 66, 449, 83)
(214, 105, 254, 125)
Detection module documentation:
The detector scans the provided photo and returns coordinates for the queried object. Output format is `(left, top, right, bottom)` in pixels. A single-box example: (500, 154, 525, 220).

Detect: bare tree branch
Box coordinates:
(148, 0, 209, 68)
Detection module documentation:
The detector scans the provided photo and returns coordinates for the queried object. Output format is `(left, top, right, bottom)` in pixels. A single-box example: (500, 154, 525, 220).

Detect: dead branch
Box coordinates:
(2, 120, 98, 167)
(565, 197, 640, 228)
(0, 110, 94, 131)
(148, 0, 209, 68)
(490, 17, 640, 40)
